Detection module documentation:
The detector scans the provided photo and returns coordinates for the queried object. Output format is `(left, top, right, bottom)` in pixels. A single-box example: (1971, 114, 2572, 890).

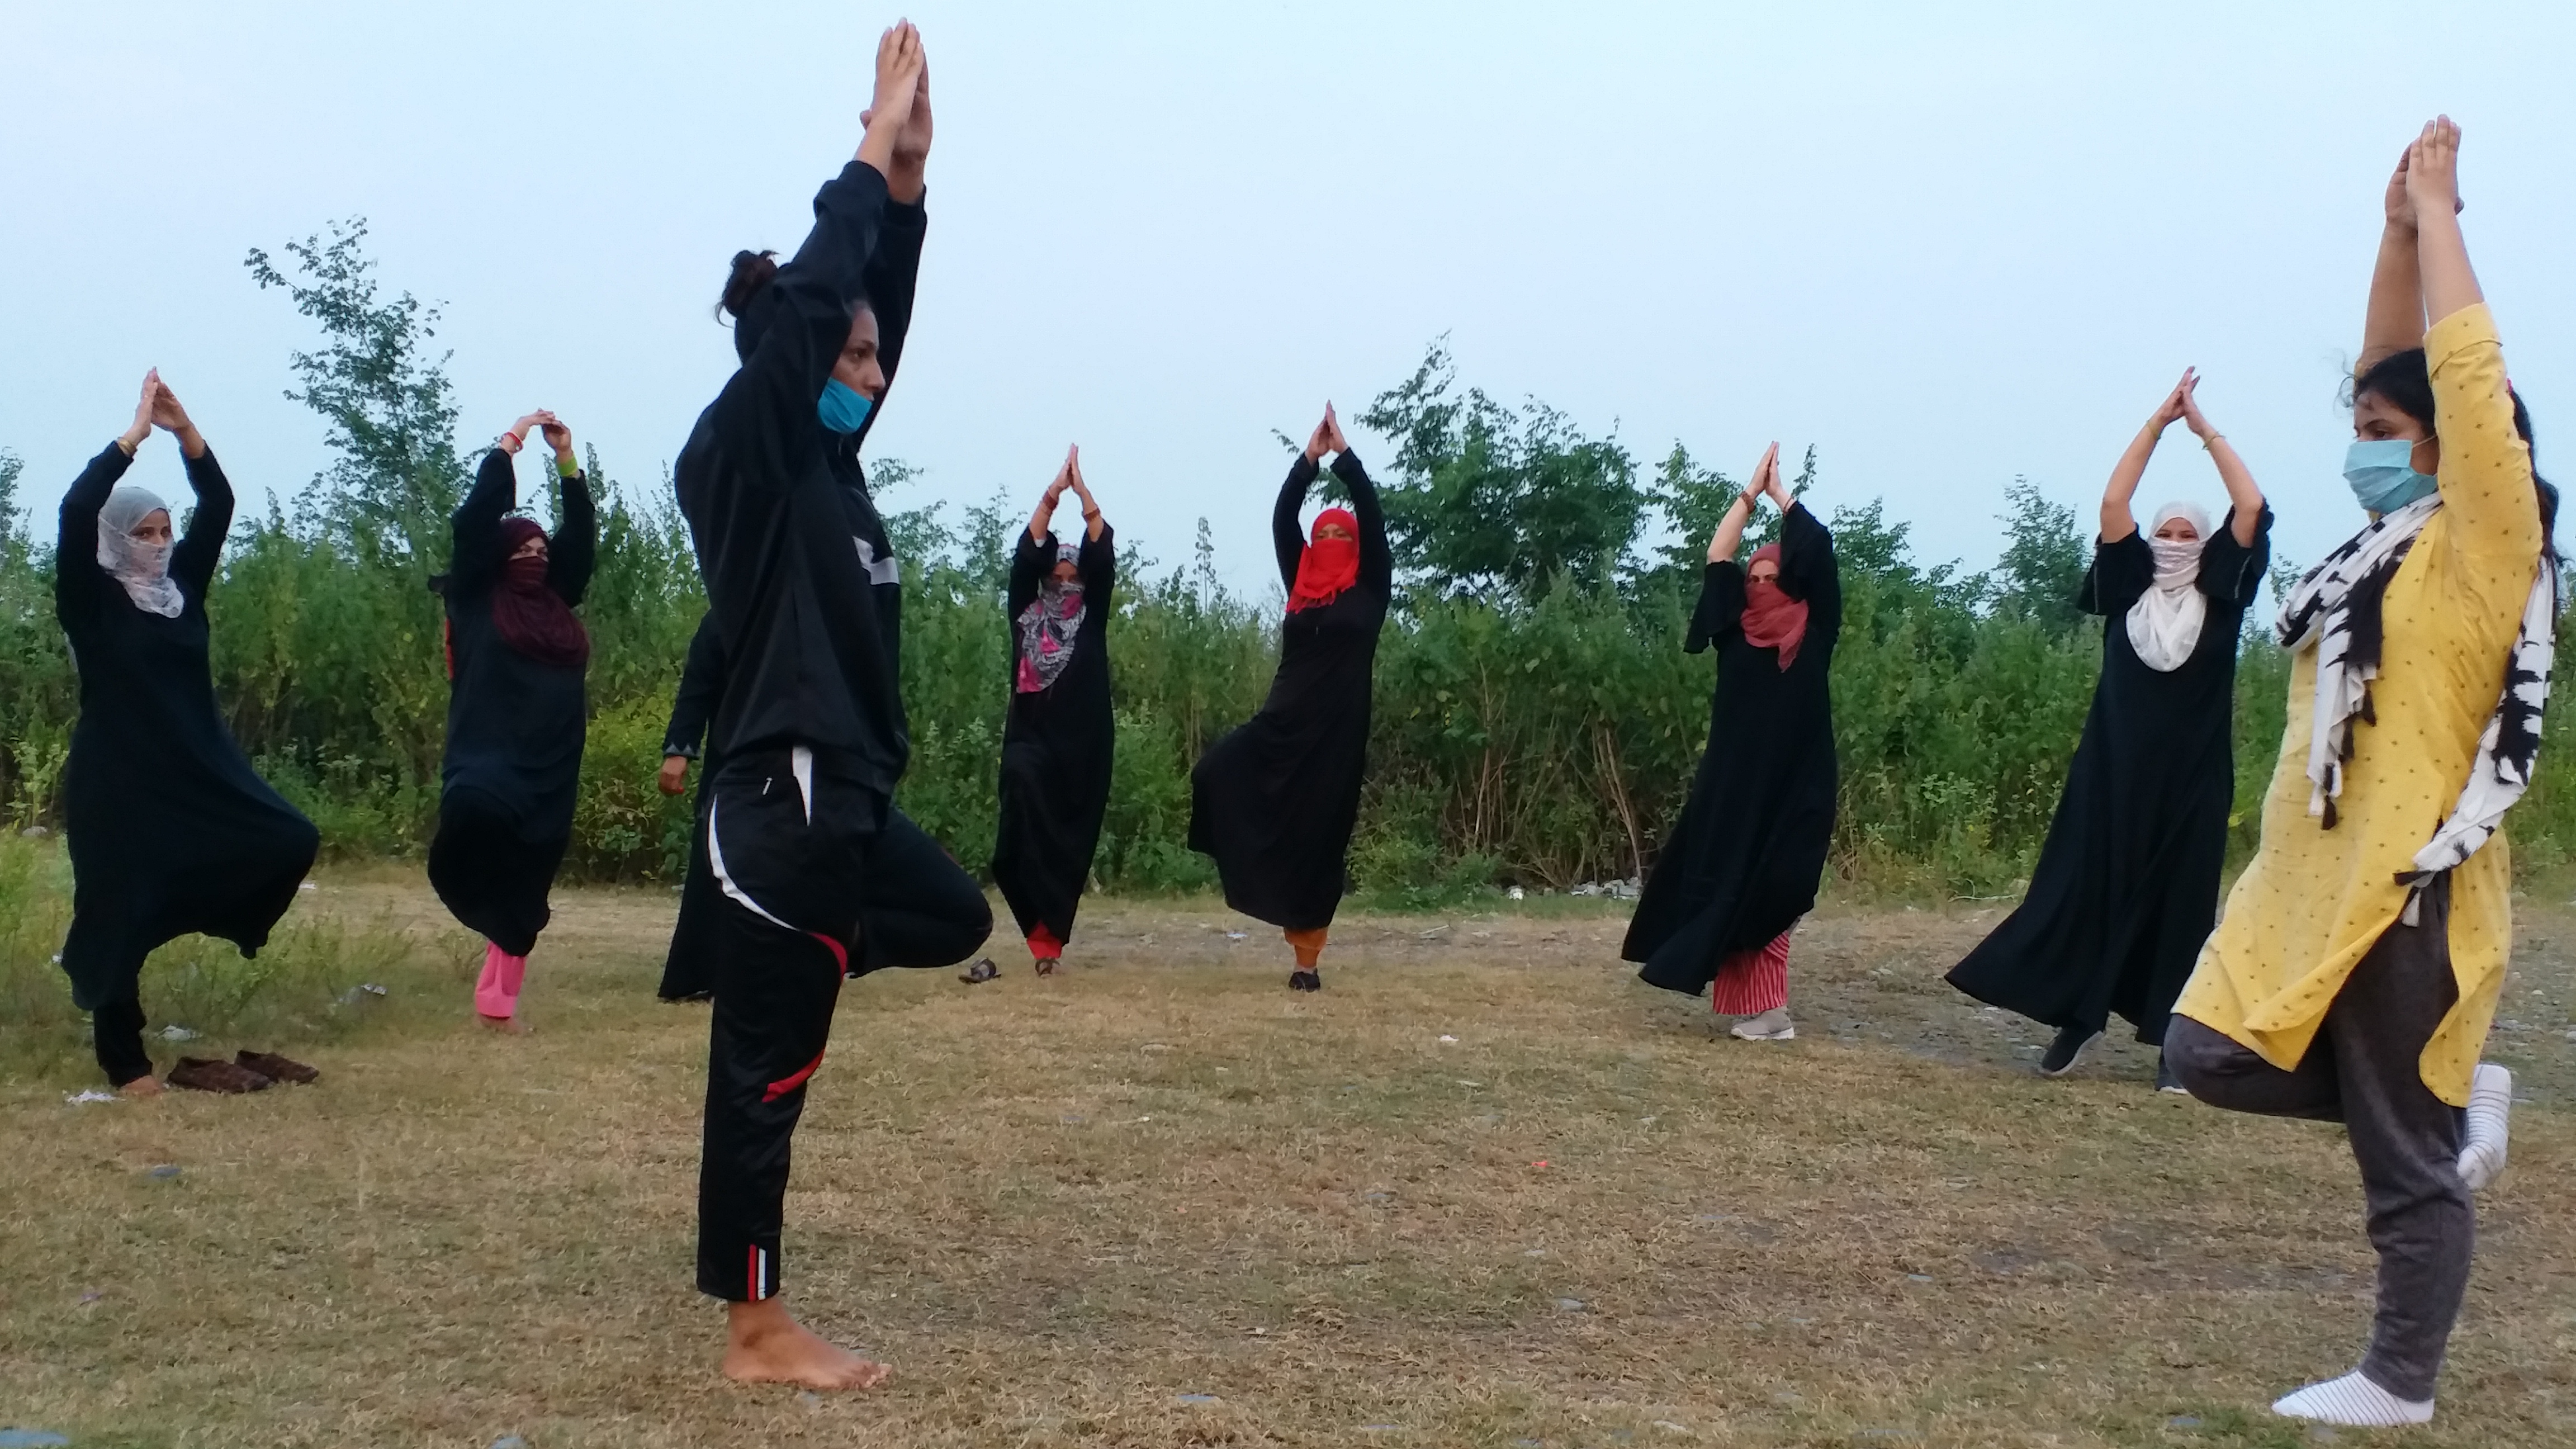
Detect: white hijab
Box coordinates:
(2124, 501, 2210, 672)
(96, 484, 184, 618)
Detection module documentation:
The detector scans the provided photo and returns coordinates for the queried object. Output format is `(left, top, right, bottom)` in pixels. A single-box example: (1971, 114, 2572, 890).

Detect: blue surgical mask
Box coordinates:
(818, 378, 874, 434)
(2343, 437, 2438, 514)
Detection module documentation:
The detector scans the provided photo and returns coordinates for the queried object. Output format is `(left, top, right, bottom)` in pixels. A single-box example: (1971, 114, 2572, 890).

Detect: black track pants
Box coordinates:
(694, 747, 990, 1301)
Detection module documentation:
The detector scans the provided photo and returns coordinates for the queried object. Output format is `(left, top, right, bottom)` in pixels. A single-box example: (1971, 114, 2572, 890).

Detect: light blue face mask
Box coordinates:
(818, 378, 874, 434)
(2344, 437, 2438, 514)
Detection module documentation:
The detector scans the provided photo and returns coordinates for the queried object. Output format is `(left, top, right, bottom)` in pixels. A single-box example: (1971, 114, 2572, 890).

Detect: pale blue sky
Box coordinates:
(6, 1, 2573, 590)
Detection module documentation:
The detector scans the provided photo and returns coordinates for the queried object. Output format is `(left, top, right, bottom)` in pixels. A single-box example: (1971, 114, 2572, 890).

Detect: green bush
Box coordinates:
(9, 225, 2573, 918)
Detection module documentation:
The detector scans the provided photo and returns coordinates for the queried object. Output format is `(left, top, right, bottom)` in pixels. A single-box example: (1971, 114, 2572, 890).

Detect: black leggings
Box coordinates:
(695, 748, 991, 1301)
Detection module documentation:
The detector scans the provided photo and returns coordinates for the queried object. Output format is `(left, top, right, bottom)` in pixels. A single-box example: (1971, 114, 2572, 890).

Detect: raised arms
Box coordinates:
(538, 413, 597, 607)
(2174, 375, 2265, 548)
(2407, 118, 2484, 329)
(1708, 443, 1777, 565)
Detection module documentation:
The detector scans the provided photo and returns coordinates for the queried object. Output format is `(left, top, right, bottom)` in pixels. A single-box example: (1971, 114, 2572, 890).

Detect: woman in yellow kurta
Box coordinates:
(2167, 119, 2555, 1429)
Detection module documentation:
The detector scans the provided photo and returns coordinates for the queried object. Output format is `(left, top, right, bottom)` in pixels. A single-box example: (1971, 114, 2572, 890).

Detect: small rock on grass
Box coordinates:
(0, 1432, 73, 1448)
(146, 1164, 181, 1181)
(490, 1438, 529, 1449)
(1176, 1394, 1218, 1405)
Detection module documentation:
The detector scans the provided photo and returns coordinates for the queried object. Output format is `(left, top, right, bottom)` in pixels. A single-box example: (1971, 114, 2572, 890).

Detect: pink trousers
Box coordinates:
(1710, 931, 1791, 1015)
(475, 941, 528, 1019)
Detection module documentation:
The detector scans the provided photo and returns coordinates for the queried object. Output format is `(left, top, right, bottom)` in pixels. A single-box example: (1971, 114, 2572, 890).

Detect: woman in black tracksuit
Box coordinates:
(672, 24, 986, 1390)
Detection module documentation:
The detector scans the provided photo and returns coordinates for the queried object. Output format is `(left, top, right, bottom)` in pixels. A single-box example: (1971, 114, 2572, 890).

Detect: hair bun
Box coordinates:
(718, 249, 780, 320)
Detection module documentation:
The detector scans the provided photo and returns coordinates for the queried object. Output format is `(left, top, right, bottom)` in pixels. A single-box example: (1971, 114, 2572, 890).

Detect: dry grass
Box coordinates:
(6, 874, 2576, 1448)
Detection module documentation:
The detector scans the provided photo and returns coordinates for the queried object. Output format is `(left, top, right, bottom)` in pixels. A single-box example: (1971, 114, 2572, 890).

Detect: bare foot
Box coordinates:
(722, 1299, 891, 1391)
(477, 1014, 529, 1035)
(120, 1076, 165, 1098)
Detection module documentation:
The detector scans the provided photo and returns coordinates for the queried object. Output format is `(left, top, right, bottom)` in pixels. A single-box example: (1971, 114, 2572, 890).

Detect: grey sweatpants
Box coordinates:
(2165, 878, 2471, 1403)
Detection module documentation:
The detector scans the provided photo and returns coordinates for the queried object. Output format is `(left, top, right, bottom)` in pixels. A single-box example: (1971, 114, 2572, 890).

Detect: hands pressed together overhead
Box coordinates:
(499, 411, 577, 467)
(1302, 403, 1351, 464)
(859, 21, 932, 201)
(116, 369, 206, 460)
(1031, 444, 1105, 544)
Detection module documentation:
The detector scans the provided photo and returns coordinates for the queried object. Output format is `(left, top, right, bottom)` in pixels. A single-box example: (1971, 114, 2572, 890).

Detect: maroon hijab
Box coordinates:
(1739, 542, 1808, 670)
(490, 517, 590, 669)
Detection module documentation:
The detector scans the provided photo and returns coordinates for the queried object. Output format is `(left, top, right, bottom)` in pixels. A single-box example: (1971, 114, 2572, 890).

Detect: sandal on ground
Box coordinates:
(1034, 958, 1058, 977)
(236, 1050, 319, 1085)
(1288, 969, 1322, 992)
(960, 958, 1001, 985)
(168, 1057, 273, 1093)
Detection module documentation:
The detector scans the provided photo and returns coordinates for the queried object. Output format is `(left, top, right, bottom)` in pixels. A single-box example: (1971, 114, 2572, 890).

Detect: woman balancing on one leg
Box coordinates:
(1623, 444, 1840, 1040)
(1190, 403, 1390, 991)
(429, 410, 595, 1033)
(1947, 370, 2270, 1088)
(2165, 119, 2551, 1429)
(977, 446, 1116, 982)
(655, 610, 723, 1003)
(55, 371, 320, 1094)
(676, 23, 989, 1390)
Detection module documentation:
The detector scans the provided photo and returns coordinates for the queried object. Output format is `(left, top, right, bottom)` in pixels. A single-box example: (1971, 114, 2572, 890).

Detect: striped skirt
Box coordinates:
(1710, 930, 1792, 1015)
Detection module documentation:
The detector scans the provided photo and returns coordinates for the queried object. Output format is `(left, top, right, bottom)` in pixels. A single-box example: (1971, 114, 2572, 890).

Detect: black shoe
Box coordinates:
(1289, 969, 1322, 992)
(2037, 1025, 2099, 1077)
(2155, 1052, 2189, 1095)
(959, 958, 1000, 985)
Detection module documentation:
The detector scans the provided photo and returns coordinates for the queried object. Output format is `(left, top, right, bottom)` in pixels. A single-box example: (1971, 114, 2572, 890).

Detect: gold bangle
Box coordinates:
(2201, 433, 2225, 451)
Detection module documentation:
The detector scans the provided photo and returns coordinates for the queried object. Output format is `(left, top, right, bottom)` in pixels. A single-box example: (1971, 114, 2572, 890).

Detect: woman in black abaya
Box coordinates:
(55, 371, 320, 1093)
(1947, 368, 2269, 1087)
(1190, 403, 1389, 990)
(656, 612, 724, 1003)
(1623, 444, 1839, 1041)
(429, 409, 596, 1033)
(981, 446, 1116, 980)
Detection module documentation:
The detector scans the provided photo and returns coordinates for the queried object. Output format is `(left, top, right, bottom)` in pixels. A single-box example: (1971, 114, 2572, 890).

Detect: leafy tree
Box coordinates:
(1359, 340, 1645, 603)
(245, 220, 468, 568)
(1988, 477, 2090, 632)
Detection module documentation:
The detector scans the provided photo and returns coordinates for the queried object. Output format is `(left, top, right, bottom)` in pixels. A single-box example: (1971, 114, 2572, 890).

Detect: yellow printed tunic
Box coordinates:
(2176, 304, 2541, 1107)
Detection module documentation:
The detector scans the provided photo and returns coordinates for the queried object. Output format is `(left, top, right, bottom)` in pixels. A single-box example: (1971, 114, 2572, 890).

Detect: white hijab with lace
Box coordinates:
(2125, 501, 2212, 672)
(96, 484, 184, 618)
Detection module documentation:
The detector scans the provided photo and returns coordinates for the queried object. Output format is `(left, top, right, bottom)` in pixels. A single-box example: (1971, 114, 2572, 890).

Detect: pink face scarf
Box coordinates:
(1739, 542, 1808, 669)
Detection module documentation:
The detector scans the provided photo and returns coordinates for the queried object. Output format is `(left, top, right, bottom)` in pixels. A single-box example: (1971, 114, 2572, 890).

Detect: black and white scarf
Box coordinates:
(2276, 492, 2556, 922)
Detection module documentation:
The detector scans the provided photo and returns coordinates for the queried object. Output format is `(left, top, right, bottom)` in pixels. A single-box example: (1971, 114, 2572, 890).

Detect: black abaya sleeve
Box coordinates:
(2075, 532, 2154, 618)
(1079, 523, 1116, 606)
(547, 469, 597, 607)
(449, 448, 517, 599)
(1333, 451, 1393, 597)
(1273, 455, 1323, 590)
(852, 197, 927, 454)
(2194, 504, 2274, 608)
(1685, 561, 1746, 655)
(663, 614, 724, 759)
(1006, 529, 1050, 622)
(170, 449, 234, 600)
(1777, 503, 1841, 640)
(55, 443, 133, 631)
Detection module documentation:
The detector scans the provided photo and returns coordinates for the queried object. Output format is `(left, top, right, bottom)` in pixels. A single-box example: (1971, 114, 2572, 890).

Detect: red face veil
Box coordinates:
(1287, 507, 1361, 613)
(1738, 542, 1808, 670)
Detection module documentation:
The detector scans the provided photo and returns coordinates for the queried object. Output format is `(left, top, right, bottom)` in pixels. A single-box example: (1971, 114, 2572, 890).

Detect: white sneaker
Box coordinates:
(1729, 1007, 1794, 1041)
(2459, 1061, 2513, 1192)
(2270, 1370, 2434, 1427)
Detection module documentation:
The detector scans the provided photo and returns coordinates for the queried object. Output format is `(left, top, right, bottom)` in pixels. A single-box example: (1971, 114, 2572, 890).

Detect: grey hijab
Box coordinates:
(96, 484, 184, 618)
